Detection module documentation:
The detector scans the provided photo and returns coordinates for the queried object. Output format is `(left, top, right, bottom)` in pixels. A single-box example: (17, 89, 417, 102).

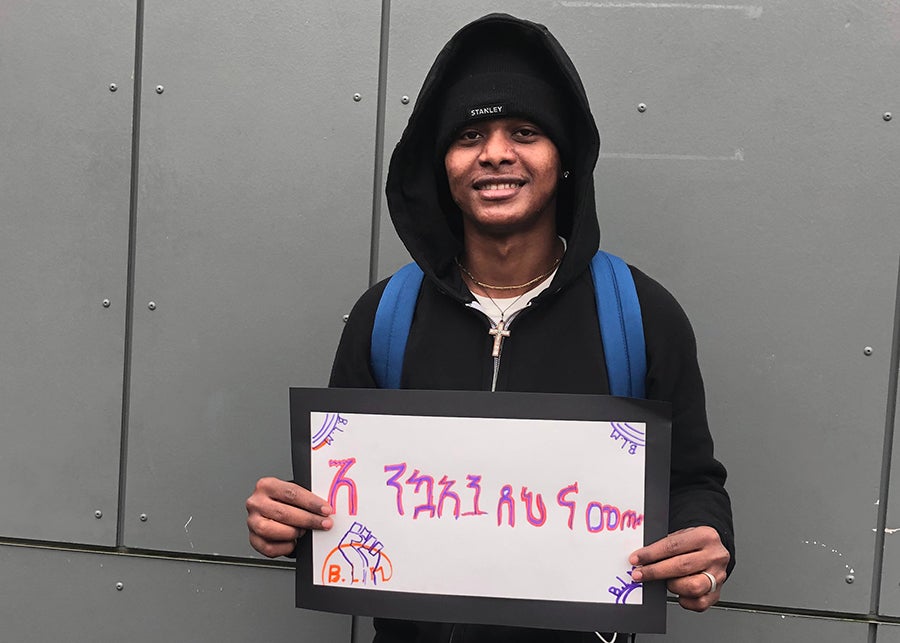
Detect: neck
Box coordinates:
(459, 225, 563, 299)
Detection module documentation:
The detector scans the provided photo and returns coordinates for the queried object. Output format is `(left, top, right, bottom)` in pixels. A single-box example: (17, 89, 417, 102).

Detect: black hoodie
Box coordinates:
(329, 14, 734, 643)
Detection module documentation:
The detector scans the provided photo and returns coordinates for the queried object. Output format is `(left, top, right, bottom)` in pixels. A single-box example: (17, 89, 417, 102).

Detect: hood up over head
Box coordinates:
(385, 13, 601, 301)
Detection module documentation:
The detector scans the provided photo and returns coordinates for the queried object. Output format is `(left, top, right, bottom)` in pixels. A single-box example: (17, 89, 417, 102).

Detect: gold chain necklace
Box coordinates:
(455, 255, 561, 292)
(458, 254, 562, 359)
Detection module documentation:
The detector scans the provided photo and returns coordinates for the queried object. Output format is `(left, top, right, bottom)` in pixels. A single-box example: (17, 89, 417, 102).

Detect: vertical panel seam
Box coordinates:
(367, 0, 393, 287)
(359, 0, 393, 610)
(116, 0, 145, 549)
(869, 253, 900, 615)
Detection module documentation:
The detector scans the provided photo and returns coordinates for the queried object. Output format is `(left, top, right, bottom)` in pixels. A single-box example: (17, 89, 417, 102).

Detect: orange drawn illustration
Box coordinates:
(321, 521, 394, 586)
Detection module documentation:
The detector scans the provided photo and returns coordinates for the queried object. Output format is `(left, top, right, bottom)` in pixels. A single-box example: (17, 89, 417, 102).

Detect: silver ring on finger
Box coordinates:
(701, 571, 717, 595)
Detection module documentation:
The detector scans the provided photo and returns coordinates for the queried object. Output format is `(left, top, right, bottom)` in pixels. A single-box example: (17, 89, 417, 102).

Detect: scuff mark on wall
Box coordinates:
(185, 516, 195, 549)
(558, 2, 764, 19)
(600, 148, 744, 162)
(802, 539, 855, 574)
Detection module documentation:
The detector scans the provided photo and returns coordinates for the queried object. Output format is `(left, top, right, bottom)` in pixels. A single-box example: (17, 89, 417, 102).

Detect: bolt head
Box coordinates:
(884, 112, 892, 122)
(353, 93, 362, 102)
(864, 346, 874, 356)
(147, 302, 157, 311)
(401, 95, 410, 105)
(140, 513, 148, 522)
(845, 575, 855, 584)
(94, 510, 103, 519)
(116, 582, 124, 591)
(109, 83, 118, 92)
(637, 103, 647, 113)
(156, 85, 164, 94)
(102, 299, 111, 308)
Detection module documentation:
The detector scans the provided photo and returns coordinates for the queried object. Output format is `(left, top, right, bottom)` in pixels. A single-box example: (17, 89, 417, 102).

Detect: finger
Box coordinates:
(249, 532, 299, 559)
(629, 526, 714, 567)
(247, 479, 334, 531)
(667, 571, 726, 598)
(677, 589, 721, 613)
(247, 514, 304, 542)
(253, 497, 334, 531)
(631, 549, 709, 583)
(256, 477, 333, 515)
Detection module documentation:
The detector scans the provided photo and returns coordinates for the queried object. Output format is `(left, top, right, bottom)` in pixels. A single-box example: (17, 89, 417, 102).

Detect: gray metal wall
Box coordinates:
(1, 1, 897, 641)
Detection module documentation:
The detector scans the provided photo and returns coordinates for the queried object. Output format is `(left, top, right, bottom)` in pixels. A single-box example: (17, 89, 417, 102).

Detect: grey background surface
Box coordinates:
(1, 0, 898, 641)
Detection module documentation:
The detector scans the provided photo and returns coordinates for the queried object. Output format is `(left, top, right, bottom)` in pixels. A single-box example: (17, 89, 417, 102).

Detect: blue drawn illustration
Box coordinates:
(608, 422, 645, 455)
(337, 521, 385, 585)
(608, 568, 641, 604)
(311, 413, 348, 450)
(321, 521, 393, 586)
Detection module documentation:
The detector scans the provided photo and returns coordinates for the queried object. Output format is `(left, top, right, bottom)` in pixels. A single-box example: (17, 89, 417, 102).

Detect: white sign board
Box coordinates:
(292, 388, 671, 633)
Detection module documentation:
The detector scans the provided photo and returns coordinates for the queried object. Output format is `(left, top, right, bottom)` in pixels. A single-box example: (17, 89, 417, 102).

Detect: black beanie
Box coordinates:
(434, 32, 574, 165)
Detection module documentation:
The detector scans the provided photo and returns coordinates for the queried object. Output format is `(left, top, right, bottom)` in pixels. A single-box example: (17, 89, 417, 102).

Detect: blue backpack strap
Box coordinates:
(590, 251, 647, 398)
(371, 262, 424, 389)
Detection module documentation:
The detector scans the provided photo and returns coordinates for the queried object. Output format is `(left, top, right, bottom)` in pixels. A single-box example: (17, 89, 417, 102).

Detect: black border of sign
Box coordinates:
(290, 387, 672, 634)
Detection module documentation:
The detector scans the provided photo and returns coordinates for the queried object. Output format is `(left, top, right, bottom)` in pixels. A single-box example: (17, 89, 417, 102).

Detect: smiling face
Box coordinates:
(444, 117, 561, 237)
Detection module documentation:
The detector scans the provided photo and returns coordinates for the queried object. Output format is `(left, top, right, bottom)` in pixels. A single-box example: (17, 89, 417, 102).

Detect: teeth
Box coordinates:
(480, 182, 518, 190)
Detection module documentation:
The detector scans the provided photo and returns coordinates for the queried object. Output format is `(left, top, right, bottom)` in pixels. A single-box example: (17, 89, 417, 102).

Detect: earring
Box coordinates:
(562, 170, 571, 179)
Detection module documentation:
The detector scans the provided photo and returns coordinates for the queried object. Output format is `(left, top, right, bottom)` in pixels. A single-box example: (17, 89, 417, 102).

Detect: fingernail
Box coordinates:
(322, 518, 333, 530)
(628, 555, 639, 565)
(321, 505, 333, 515)
(631, 569, 643, 581)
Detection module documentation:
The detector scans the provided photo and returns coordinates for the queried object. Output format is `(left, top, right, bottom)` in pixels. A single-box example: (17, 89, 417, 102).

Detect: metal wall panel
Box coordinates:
(124, 2, 382, 555)
(594, 1, 899, 613)
(881, 343, 900, 617)
(355, 616, 377, 643)
(642, 604, 867, 642)
(880, 624, 900, 643)
(0, 545, 350, 642)
(377, 0, 900, 614)
(0, 0, 134, 544)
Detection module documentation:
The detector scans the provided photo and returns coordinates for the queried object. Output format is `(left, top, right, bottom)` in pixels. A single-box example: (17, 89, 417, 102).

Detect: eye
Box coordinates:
(513, 124, 543, 140)
(456, 129, 482, 142)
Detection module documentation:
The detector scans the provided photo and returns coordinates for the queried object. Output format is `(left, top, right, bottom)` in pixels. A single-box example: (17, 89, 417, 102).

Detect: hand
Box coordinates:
(246, 477, 333, 558)
(629, 526, 730, 612)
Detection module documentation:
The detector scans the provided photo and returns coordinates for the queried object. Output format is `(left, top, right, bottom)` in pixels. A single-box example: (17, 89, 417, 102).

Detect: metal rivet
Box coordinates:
(102, 299, 111, 308)
(94, 510, 103, 519)
(140, 513, 148, 522)
(109, 83, 118, 92)
(342, 314, 350, 323)
(156, 85, 164, 94)
(864, 346, 873, 356)
(845, 575, 854, 584)
(147, 302, 156, 311)
(353, 93, 362, 102)
(401, 95, 410, 105)
(637, 103, 647, 113)
(884, 112, 892, 122)
(116, 582, 124, 591)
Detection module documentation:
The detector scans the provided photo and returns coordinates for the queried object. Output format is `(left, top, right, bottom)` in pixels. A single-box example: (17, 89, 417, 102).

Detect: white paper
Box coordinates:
(309, 412, 646, 605)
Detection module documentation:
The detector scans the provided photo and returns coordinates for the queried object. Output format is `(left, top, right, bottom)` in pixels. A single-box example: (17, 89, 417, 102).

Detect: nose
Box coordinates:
(478, 130, 516, 167)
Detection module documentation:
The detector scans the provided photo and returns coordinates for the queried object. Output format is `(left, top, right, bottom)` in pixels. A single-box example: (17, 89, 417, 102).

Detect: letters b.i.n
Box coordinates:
(321, 521, 394, 587)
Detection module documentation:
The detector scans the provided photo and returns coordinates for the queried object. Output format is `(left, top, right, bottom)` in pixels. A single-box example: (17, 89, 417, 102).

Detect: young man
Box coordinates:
(247, 14, 734, 642)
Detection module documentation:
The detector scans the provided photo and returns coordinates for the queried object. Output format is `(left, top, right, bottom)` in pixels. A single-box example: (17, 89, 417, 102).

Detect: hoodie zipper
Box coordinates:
(468, 301, 537, 392)
(491, 350, 501, 392)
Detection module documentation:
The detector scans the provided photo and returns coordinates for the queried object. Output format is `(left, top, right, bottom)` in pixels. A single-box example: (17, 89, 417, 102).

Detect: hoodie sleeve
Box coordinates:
(633, 267, 736, 576)
(328, 279, 390, 389)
